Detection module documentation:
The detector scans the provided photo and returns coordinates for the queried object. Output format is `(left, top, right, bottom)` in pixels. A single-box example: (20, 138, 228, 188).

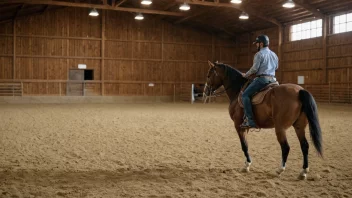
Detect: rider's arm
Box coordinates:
(244, 53, 262, 78)
(273, 52, 279, 71)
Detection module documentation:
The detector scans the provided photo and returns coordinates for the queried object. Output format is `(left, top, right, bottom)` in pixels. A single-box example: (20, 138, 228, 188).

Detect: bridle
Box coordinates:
(203, 67, 229, 102)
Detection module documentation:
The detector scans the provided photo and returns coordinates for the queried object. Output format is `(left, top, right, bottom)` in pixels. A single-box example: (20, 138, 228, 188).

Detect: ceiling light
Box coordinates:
(89, 8, 99, 16)
(230, 0, 242, 4)
(282, 0, 295, 8)
(135, 13, 144, 20)
(179, 3, 190, 11)
(239, 12, 249, 19)
(141, 0, 152, 5)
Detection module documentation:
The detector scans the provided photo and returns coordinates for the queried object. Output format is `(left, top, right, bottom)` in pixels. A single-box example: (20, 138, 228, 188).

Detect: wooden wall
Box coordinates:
(0, 7, 236, 96)
(236, 21, 352, 103)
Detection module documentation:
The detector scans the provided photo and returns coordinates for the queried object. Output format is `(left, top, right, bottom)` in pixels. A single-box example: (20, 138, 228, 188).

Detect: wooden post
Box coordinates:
(59, 82, 61, 96)
(322, 16, 328, 83)
(66, 11, 70, 97)
(278, 25, 283, 82)
(247, 33, 251, 68)
(161, 23, 164, 63)
(101, 10, 105, 96)
(235, 35, 239, 66)
(348, 68, 350, 103)
(21, 81, 23, 96)
(161, 23, 164, 98)
(173, 84, 175, 103)
(13, 19, 16, 80)
(211, 33, 214, 61)
(329, 81, 331, 103)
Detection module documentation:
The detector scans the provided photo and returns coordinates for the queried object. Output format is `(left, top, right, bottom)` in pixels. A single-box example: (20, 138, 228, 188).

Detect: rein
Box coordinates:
(202, 83, 232, 103)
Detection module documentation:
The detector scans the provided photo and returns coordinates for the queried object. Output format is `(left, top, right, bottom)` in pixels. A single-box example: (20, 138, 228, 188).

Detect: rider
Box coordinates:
(240, 34, 279, 129)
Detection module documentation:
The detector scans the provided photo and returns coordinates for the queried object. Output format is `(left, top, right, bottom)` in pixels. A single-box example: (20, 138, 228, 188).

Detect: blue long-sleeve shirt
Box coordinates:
(244, 47, 278, 78)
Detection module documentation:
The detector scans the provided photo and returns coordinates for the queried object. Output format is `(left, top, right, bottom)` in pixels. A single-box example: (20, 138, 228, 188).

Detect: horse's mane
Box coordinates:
(216, 63, 247, 91)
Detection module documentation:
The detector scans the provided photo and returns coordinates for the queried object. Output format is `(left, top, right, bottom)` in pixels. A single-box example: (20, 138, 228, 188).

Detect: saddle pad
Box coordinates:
(238, 83, 278, 108)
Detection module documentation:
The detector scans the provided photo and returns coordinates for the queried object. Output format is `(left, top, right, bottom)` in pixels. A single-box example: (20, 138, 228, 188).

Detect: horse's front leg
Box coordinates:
(236, 126, 252, 172)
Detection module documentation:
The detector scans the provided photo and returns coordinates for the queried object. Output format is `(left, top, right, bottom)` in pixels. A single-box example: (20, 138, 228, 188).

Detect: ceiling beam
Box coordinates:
(226, 23, 250, 32)
(115, 0, 127, 7)
(176, 0, 282, 27)
(205, 23, 236, 37)
(1, 6, 63, 24)
(155, 2, 178, 20)
(284, 14, 316, 24)
(0, 0, 185, 16)
(13, 4, 25, 19)
(41, 5, 50, 14)
(162, 2, 178, 11)
(294, 0, 325, 18)
(174, 8, 210, 24)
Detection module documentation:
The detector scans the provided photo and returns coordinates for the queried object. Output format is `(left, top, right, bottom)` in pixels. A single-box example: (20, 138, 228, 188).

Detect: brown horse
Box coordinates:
(204, 61, 323, 180)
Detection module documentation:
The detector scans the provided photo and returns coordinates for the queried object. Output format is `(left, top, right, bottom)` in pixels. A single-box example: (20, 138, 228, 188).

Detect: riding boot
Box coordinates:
(241, 97, 257, 128)
(241, 117, 257, 129)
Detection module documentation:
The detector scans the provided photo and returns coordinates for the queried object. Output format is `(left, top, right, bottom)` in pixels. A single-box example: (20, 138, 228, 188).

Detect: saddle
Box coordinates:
(238, 80, 279, 108)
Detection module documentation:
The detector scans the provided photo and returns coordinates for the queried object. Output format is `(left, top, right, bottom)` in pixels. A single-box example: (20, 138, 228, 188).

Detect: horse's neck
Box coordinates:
(223, 75, 246, 103)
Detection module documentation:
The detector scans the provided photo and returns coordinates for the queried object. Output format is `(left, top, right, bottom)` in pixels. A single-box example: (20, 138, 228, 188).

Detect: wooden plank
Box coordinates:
(3, 0, 185, 16)
(0, 79, 208, 84)
(15, 34, 102, 40)
(322, 15, 328, 83)
(13, 19, 16, 79)
(278, 26, 283, 82)
(161, 23, 164, 84)
(131, 19, 134, 94)
(283, 57, 323, 62)
(247, 33, 251, 68)
(282, 68, 322, 72)
(16, 55, 102, 59)
(0, 34, 13, 37)
(212, 34, 214, 61)
(326, 65, 352, 69)
(327, 54, 352, 58)
(101, 10, 105, 96)
(284, 46, 323, 53)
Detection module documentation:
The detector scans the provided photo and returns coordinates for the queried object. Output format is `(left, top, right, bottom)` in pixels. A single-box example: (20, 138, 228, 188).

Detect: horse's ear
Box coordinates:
(208, 60, 214, 68)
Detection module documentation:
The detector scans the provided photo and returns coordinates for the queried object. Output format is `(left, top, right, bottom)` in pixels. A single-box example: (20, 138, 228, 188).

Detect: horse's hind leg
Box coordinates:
(293, 112, 310, 180)
(236, 126, 252, 172)
(275, 127, 290, 175)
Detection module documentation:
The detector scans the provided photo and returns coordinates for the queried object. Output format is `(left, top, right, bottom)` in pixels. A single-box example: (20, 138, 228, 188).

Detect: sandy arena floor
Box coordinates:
(0, 102, 352, 198)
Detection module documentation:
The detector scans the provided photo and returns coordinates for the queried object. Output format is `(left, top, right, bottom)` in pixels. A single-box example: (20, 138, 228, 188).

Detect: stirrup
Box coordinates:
(240, 120, 257, 129)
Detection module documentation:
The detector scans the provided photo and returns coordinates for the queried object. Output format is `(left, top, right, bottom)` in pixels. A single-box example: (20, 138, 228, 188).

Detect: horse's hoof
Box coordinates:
(240, 161, 251, 173)
(241, 167, 250, 173)
(298, 168, 309, 180)
(276, 167, 285, 175)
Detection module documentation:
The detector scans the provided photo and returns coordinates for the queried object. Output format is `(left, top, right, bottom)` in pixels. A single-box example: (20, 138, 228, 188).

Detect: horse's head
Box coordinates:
(204, 60, 225, 96)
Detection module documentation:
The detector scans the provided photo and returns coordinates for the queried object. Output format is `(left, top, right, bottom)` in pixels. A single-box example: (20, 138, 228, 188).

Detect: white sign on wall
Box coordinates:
(148, 83, 154, 87)
(298, 76, 304, 84)
(78, 64, 87, 69)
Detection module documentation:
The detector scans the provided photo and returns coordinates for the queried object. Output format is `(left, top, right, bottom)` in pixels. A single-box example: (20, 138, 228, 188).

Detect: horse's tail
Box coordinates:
(299, 89, 323, 157)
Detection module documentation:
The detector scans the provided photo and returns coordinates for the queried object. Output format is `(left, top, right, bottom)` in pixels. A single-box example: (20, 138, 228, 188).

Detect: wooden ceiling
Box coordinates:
(0, 0, 351, 38)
